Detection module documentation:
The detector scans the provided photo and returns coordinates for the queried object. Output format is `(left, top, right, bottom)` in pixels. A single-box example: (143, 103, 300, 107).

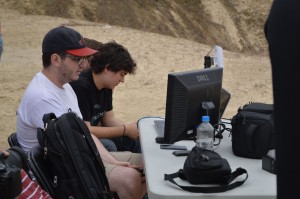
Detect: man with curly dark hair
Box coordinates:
(70, 41, 141, 153)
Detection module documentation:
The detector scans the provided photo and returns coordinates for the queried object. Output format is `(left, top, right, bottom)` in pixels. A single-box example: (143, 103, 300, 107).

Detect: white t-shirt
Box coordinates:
(16, 72, 82, 152)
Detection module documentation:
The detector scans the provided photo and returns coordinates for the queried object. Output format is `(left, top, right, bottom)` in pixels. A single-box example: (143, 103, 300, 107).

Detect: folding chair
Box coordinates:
(27, 145, 55, 197)
(7, 132, 21, 147)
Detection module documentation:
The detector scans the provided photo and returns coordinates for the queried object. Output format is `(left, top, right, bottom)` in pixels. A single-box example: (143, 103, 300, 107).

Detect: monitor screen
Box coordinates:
(163, 66, 223, 144)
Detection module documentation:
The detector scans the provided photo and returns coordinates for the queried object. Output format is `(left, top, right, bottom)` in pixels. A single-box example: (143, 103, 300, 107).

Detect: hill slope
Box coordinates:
(0, 0, 273, 54)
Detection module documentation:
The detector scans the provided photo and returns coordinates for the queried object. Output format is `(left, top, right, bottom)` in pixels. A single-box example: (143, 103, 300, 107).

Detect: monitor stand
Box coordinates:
(155, 130, 195, 144)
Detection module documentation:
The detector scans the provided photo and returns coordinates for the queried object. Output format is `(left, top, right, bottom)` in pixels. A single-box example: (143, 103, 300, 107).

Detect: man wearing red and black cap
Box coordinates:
(16, 26, 147, 199)
(17, 26, 97, 150)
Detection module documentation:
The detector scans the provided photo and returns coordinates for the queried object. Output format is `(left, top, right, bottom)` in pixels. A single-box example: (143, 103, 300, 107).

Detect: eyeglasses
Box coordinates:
(66, 54, 92, 65)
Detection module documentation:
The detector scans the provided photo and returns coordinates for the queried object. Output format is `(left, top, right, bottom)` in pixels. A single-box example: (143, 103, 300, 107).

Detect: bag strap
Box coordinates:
(164, 167, 248, 193)
(37, 112, 57, 147)
(246, 123, 257, 151)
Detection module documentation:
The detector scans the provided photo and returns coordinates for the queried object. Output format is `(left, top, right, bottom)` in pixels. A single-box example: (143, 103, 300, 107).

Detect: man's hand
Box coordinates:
(0, 146, 10, 157)
(124, 122, 140, 140)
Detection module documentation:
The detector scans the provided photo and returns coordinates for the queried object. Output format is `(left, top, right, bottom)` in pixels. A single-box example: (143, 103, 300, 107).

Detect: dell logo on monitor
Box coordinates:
(196, 74, 210, 82)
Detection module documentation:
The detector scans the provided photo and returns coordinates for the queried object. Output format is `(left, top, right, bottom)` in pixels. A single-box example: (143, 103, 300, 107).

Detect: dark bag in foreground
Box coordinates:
(37, 111, 111, 199)
(231, 102, 275, 159)
(0, 146, 25, 199)
(164, 147, 248, 193)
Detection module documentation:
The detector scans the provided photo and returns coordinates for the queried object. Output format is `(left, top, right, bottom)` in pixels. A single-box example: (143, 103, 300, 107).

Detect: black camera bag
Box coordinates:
(164, 147, 248, 193)
(37, 111, 112, 199)
(231, 102, 275, 159)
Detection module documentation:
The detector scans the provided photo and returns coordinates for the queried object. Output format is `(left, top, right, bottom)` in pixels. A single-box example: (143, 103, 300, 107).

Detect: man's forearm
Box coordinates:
(86, 122, 124, 138)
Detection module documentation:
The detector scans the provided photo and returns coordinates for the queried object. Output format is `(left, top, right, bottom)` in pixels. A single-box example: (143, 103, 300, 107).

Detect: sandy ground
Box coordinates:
(0, 8, 273, 148)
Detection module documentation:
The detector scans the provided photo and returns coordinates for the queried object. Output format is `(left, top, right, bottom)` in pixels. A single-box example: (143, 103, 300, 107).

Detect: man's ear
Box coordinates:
(104, 64, 110, 73)
(51, 53, 62, 66)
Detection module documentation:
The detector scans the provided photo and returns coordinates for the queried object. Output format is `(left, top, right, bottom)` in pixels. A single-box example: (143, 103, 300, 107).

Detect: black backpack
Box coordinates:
(37, 111, 112, 199)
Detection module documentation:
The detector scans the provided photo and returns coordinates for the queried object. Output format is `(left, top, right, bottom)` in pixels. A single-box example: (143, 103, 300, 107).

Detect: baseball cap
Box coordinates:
(42, 26, 98, 56)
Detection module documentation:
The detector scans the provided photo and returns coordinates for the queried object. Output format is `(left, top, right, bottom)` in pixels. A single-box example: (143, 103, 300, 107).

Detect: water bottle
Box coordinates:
(196, 115, 214, 151)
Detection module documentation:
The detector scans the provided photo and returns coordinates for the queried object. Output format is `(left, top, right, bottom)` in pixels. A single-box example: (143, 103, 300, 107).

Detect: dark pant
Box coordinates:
(111, 136, 141, 153)
(100, 137, 141, 153)
(100, 139, 117, 152)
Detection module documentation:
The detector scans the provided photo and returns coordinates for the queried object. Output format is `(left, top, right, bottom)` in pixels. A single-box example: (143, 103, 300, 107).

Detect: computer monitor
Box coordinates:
(163, 66, 223, 144)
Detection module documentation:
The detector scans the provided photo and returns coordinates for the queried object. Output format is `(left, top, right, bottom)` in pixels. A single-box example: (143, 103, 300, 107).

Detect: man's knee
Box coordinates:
(109, 166, 141, 198)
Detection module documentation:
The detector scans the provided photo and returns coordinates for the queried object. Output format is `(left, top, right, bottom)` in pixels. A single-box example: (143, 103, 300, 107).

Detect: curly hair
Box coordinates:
(90, 41, 136, 75)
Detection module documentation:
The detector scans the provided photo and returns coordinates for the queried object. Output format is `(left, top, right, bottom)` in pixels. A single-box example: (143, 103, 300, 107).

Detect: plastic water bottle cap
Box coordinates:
(202, 116, 210, 122)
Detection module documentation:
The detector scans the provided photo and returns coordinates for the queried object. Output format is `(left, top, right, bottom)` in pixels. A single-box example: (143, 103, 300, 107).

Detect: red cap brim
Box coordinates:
(66, 47, 98, 57)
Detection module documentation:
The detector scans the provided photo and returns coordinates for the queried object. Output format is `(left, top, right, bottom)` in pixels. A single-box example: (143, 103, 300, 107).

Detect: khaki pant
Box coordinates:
(104, 152, 143, 177)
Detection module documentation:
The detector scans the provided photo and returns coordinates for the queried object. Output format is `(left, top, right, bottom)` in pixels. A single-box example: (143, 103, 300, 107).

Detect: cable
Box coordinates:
(213, 121, 232, 146)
